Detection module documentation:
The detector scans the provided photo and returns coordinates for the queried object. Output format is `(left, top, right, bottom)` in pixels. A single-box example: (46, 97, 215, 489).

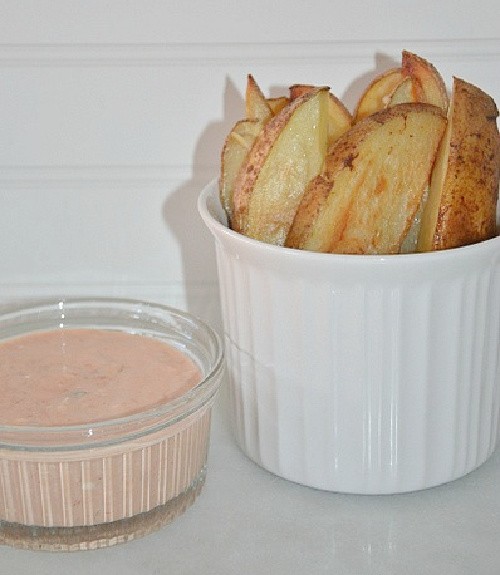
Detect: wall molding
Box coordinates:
(0, 280, 222, 326)
(0, 165, 217, 189)
(0, 280, 222, 328)
(0, 280, 214, 300)
(0, 38, 499, 67)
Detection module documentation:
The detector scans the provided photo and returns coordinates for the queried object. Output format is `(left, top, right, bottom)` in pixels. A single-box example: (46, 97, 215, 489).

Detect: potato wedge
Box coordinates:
(399, 190, 428, 253)
(246, 74, 273, 122)
(220, 118, 264, 224)
(389, 76, 423, 105)
(290, 84, 352, 145)
(354, 52, 449, 122)
(232, 89, 330, 245)
(286, 103, 447, 254)
(417, 77, 500, 251)
(353, 68, 405, 122)
(267, 96, 290, 115)
(402, 51, 449, 112)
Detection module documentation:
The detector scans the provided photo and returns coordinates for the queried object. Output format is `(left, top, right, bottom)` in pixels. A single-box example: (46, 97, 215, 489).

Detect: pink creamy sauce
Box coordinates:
(0, 328, 202, 426)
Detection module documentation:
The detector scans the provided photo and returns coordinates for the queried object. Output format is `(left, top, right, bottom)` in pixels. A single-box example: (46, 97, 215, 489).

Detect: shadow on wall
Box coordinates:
(162, 77, 244, 332)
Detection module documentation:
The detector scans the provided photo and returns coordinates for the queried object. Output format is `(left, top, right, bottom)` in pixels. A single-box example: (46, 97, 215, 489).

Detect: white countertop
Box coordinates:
(2, 392, 500, 575)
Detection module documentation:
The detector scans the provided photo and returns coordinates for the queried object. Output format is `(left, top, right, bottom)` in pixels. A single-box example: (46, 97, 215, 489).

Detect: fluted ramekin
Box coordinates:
(199, 179, 500, 494)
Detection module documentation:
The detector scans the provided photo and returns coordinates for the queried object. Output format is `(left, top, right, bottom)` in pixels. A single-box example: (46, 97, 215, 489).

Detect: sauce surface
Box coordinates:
(0, 328, 202, 426)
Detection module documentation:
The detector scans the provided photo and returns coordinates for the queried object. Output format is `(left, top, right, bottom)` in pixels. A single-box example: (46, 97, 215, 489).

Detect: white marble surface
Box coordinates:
(1, 387, 500, 575)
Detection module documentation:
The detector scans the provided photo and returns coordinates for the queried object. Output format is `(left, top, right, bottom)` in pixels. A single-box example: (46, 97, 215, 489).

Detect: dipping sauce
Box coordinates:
(0, 328, 202, 426)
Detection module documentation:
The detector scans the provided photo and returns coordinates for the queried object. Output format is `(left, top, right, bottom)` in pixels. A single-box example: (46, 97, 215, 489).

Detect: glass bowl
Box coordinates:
(0, 298, 223, 551)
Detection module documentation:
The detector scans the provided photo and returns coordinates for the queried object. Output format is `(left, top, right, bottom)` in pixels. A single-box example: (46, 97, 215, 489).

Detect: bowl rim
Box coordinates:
(0, 297, 224, 452)
(198, 178, 500, 265)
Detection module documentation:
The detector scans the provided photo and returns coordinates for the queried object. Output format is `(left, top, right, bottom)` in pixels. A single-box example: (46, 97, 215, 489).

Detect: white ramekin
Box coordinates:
(199, 179, 500, 494)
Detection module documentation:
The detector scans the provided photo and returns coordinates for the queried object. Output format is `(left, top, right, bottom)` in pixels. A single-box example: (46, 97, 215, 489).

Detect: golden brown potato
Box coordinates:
(290, 84, 352, 145)
(353, 68, 405, 122)
(417, 77, 500, 251)
(389, 76, 423, 105)
(399, 194, 428, 253)
(286, 103, 447, 254)
(232, 89, 330, 245)
(283, 174, 332, 250)
(266, 96, 290, 115)
(220, 118, 264, 224)
(354, 52, 449, 122)
(402, 51, 449, 113)
(245, 74, 272, 122)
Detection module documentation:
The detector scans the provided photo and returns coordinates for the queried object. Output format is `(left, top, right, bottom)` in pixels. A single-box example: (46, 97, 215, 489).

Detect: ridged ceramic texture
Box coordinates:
(199, 180, 500, 494)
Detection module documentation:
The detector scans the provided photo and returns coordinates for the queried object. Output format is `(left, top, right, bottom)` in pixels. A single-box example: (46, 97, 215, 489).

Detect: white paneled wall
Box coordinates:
(1, 1, 499, 330)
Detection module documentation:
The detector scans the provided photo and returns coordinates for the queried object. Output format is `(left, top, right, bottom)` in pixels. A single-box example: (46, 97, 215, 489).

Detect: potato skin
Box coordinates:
(219, 118, 263, 225)
(418, 77, 500, 251)
(285, 175, 332, 249)
(402, 50, 449, 112)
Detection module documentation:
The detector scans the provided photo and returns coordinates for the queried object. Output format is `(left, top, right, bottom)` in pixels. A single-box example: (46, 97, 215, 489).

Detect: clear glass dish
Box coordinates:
(0, 298, 224, 551)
